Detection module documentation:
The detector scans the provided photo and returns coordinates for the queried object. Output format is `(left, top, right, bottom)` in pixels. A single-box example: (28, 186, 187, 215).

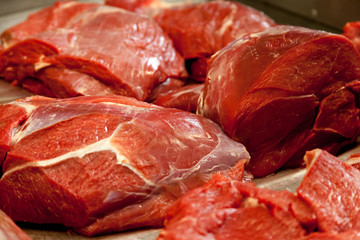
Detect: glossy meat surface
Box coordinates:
(297, 149, 360, 233)
(198, 25, 360, 177)
(154, 0, 275, 81)
(0, 95, 249, 236)
(0, 1, 99, 48)
(157, 148, 360, 240)
(0, 3, 185, 100)
(157, 175, 312, 240)
(154, 0, 275, 59)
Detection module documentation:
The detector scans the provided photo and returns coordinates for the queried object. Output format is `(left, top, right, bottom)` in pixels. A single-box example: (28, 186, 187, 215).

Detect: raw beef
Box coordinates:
(297, 149, 360, 233)
(152, 84, 203, 113)
(0, 210, 31, 240)
(198, 25, 360, 177)
(157, 148, 360, 240)
(0, 95, 250, 236)
(157, 175, 314, 240)
(0, 1, 99, 48)
(343, 21, 360, 51)
(0, 3, 186, 100)
(154, 0, 275, 81)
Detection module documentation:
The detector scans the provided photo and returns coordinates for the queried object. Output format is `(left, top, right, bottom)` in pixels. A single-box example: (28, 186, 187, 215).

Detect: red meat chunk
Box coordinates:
(157, 175, 312, 240)
(198, 25, 360, 177)
(157, 148, 360, 240)
(0, 1, 99, 48)
(0, 3, 186, 100)
(0, 95, 249, 236)
(297, 149, 360, 233)
(0, 210, 31, 240)
(154, 0, 275, 81)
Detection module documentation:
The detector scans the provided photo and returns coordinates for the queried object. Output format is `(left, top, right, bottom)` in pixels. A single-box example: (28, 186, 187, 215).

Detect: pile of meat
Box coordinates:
(158, 149, 360, 240)
(1, 0, 360, 238)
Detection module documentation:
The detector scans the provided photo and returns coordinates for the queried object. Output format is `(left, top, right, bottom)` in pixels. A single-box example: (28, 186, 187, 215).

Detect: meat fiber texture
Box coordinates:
(154, 0, 275, 81)
(0, 95, 250, 236)
(198, 25, 360, 177)
(0, 1, 186, 100)
(157, 149, 360, 240)
(0, 210, 31, 240)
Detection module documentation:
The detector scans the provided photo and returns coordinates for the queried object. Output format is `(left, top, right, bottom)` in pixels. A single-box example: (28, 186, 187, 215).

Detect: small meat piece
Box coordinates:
(0, 210, 31, 240)
(297, 149, 360, 233)
(0, 3, 186, 100)
(343, 21, 360, 51)
(152, 84, 203, 113)
(198, 25, 360, 177)
(154, 0, 275, 81)
(157, 175, 310, 240)
(0, 95, 249, 236)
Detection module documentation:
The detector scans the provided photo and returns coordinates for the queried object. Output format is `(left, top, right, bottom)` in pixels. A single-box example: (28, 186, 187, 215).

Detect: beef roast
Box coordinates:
(0, 95, 249, 236)
(0, 210, 31, 240)
(154, 0, 275, 81)
(0, 3, 186, 100)
(0, 1, 99, 48)
(198, 25, 360, 177)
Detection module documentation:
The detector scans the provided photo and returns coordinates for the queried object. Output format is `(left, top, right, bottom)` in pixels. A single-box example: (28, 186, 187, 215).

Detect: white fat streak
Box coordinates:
(345, 157, 360, 166)
(11, 101, 154, 144)
(215, 4, 236, 36)
(3, 121, 155, 186)
(34, 61, 51, 71)
(11, 101, 37, 115)
(305, 149, 321, 172)
(59, 1, 80, 9)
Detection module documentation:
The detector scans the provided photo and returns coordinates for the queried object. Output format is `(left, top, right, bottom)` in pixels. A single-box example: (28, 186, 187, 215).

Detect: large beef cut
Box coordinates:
(0, 210, 31, 240)
(154, 0, 275, 81)
(198, 25, 360, 177)
(157, 148, 360, 240)
(0, 2, 185, 100)
(0, 1, 99, 48)
(0, 95, 249, 236)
